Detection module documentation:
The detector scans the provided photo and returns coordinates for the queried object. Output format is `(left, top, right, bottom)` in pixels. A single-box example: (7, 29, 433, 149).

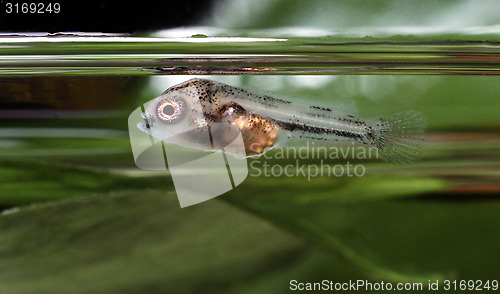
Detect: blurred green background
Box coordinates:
(1, 0, 500, 293)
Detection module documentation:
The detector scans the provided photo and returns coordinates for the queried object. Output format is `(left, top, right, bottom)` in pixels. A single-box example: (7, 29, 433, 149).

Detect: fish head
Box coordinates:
(138, 80, 210, 144)
(138, 79, 245, 154)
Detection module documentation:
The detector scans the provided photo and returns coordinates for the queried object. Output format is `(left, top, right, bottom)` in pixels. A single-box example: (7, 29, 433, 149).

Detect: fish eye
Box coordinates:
(156, 97, 186, 123)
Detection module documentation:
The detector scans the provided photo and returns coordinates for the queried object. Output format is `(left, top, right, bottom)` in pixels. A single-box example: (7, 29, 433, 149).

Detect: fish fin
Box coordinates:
(372, 111, 426, 165)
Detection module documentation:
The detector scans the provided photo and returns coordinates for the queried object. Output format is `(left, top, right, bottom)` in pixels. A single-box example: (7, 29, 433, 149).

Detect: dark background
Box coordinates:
(0, 0, 215, 33)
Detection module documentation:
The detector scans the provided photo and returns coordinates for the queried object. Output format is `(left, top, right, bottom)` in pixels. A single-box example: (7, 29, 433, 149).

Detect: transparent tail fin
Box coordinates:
(372, 111, 426, 165)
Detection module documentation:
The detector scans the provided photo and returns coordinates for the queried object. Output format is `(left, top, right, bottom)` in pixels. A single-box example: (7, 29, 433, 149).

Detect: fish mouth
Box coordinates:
(137, 121, 149, 132)
(142, 112, 151, 129)
(137, 112, 151, 132)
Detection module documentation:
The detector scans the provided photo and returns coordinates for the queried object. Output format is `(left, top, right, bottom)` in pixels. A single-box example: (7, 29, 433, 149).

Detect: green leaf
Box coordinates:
(0, 190, 312, 294)
(222, 174, 500, 283)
